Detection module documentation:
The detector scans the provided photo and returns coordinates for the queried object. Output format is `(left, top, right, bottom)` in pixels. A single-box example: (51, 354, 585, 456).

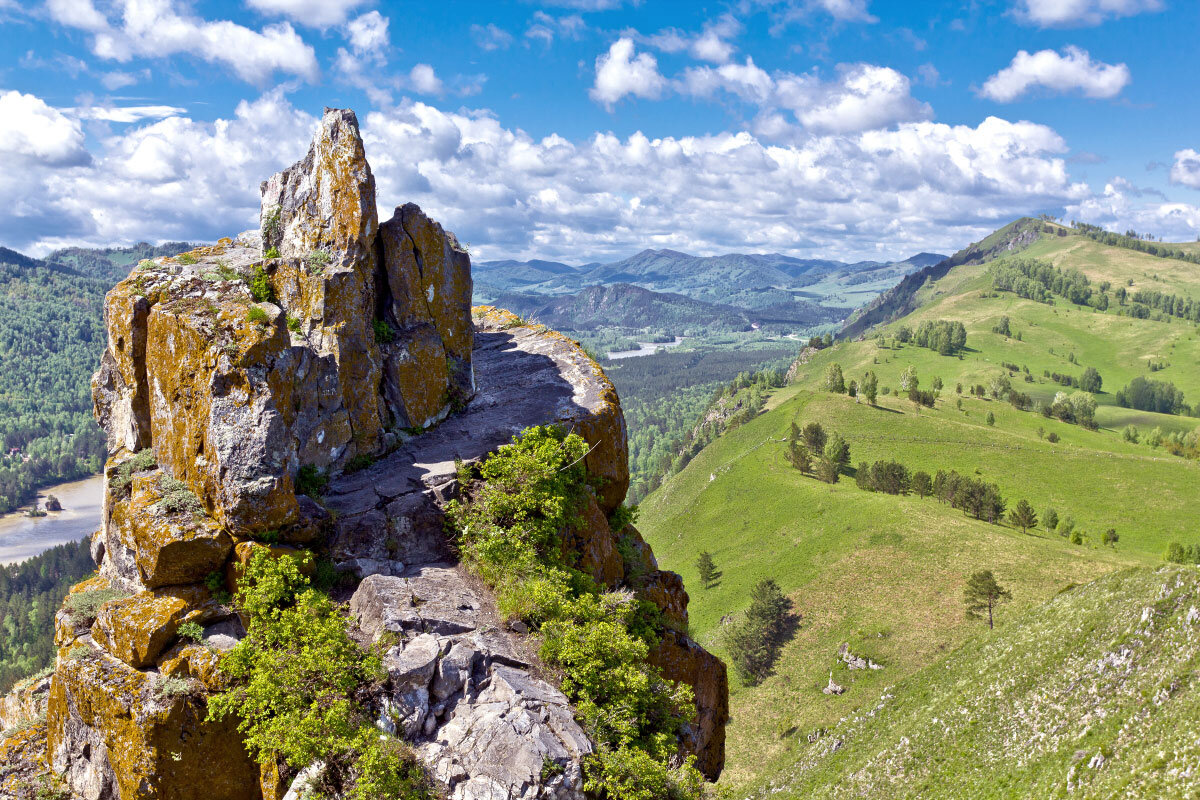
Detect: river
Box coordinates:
(606, 336, 685, 360)
(0, 475, 104, 566)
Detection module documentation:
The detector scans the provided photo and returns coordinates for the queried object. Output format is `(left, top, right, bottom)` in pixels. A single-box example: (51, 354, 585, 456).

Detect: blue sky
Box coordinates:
(2, 0, 1198, 262)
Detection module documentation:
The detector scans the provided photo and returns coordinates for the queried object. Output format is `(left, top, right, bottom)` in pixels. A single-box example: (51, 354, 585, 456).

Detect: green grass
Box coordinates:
(636, 226, 1200, 793)
(747, 565, 1200, 799)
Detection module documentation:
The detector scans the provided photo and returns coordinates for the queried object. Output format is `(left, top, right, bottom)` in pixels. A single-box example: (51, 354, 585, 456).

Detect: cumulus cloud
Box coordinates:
(8, 89, 1192, 263)
(1014, 0, 1163, 27)
(0, 91, 91, 166)
(344, 11, 389, 58)
(471, 22, 514, 51)
(589, 38, 667, 110)
(46, 0, 319, 84)
(1067, 178, 1200, 241)
(408, 64, 445, 96)
(245, 0, 369, 28)
(1170, 149, 1200, 190)
(979, 47, 1130, 102)
(677, 61, 931, 135)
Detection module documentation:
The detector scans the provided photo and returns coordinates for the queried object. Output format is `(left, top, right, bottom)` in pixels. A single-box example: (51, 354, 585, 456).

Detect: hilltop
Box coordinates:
(636, 217, 1200, 794)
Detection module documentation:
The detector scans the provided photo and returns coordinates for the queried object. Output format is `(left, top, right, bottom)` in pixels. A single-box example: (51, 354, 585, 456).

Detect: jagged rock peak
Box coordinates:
(259, 107, 378, 269)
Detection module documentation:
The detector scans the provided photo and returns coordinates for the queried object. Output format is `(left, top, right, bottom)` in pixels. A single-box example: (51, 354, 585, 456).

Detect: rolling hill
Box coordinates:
(635, 219, 1200, 794)
(490, 282, 847, 334)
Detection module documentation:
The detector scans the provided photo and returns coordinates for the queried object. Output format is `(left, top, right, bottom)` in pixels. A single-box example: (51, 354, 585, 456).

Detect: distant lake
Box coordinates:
(0, 475, 104, 566)
(607, 336, 685, 360)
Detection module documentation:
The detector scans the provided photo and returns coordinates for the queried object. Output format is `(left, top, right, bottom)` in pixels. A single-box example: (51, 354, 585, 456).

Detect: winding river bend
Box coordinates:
(0, 475, 104, 565)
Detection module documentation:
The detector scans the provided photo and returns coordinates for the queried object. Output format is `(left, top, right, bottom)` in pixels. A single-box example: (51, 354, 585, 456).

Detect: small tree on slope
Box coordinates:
(1008, 499, 1038, 534)
(964, 570, 1012, 630)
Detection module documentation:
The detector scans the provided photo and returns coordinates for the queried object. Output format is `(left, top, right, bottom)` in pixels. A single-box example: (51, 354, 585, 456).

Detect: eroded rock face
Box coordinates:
(55, 105, 726, 800)
(350, 569, 592, 800)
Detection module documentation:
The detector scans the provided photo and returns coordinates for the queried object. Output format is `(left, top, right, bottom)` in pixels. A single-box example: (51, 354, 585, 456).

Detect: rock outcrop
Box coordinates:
(34, 107, 727, 800)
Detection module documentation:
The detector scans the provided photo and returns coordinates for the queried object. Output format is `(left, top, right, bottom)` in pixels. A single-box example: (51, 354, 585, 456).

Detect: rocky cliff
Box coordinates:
(1, 108, 726, 800)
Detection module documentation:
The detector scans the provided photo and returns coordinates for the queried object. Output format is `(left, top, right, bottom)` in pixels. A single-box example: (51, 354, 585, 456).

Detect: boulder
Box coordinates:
(91, 585, 216, 669)
(47, 648, 261, 800)
(108, 473, 232, 589)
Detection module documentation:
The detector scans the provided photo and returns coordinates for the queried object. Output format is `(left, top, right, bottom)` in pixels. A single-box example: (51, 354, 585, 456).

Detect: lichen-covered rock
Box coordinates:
(107, 472, 232, 589)
(562, 491, 624, 588)
(91, 585, 217, 669)
(1, 721, 57, 800)
(0, 674, 50, 732)
(47, 649, 261, 800)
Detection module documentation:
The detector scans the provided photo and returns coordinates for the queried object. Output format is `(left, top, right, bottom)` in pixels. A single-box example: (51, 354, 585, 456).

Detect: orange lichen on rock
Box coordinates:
(91, 585, 216, 669)
(46, 650, 261, 800)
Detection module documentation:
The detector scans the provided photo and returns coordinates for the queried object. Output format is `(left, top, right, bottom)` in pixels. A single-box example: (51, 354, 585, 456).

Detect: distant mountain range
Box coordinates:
(475, 248, 946, 335)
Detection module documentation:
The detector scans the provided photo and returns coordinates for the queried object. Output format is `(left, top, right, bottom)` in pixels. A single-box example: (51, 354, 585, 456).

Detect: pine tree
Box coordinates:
(964, 570, 1011, 630)
(696, 551, 717, 589)
(861, 371, 878, 405)
(802, 422, 826, 453)
(824, 363, 846, 393)
(1008, 499, 1038, 534)
(823, 432, 850, 470)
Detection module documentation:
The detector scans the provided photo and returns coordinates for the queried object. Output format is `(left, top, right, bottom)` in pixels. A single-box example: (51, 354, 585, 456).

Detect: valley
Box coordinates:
(637, 218, 1200, 795)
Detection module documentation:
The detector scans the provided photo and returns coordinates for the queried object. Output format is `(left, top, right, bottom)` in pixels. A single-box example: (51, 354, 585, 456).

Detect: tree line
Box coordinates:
(0, 537, 96, 692)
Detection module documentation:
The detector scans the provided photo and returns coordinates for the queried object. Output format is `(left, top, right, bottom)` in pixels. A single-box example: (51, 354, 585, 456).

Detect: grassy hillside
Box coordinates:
(750, 564, 1200, 799)
(635, 223, 1200, 793)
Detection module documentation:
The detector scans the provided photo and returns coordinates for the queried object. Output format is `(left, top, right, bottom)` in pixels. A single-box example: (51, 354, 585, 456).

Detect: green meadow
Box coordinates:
(637, 225, 1200, 793)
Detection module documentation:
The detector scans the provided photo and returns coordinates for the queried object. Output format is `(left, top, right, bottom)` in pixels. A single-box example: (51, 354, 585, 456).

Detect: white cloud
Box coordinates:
(525, 12, 586, 45)
(344, 11, 389, 57)
(100, 70, 141, 90)
(589, 38, 667, 110)
(46, 0, 319, 84)
(678, 61, 931, 135)
(408, 64, 445, 96)
(1014, 0, 1163, 27)
(536, 0, 626, 9)
(979, 47, 1130, 102)
(0, 90, 91, 166)
(1170, 149, 1200, 190)
(783, 64, 932, 134)
(6, 91, 1191, 264)
(70, 105, 187, 123)
(1067, 179, 1200, 241)
(245, 0, 368, 28)
(678, 58, 774, 104)
(639, 14, 740, 64)
(811, 0, 878, 22)
(471, 22, 514, 51)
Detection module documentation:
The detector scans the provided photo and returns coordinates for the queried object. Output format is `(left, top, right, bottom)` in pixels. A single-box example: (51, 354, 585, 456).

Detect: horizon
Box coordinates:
(2, 0, 1199, 263)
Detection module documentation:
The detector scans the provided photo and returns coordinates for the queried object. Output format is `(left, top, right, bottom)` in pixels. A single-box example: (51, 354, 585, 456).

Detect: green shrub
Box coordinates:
(264, 246, 281, 259)
(247, 305, 269, 325)
(207, 550, 432, 799)
(295, 464, 329, 497)
(249, 265, 274, 303)
(109, 448, 156, 492)
(65, 644, 91, 661)
(444, 425, 703, 798)
(177, 252, 198, 265)
(65, 587, 130, 623)
(177, 621, 204, 642)
(373, 319, 394, 344)
(286, 314, 302, 333)
(306, 250, 332, 274)
(156, 676, 192, 699)
(156, 476, 203, 515)
(344, 454, 374, 474)
(263, 205, 283, 242)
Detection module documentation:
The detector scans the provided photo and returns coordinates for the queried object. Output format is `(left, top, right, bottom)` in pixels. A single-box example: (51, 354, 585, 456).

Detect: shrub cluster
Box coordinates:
(208, 550, 433, 800)
(932, 470, 1006, 523)
(1116, 376, 1190, 415)
(445, 425, 704, 799)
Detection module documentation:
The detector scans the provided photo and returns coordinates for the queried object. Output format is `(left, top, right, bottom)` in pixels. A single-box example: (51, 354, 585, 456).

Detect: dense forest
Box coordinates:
(605, 346, 795, 503)
(0, 537, 95, 693)
(0, 243, 190, 513)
